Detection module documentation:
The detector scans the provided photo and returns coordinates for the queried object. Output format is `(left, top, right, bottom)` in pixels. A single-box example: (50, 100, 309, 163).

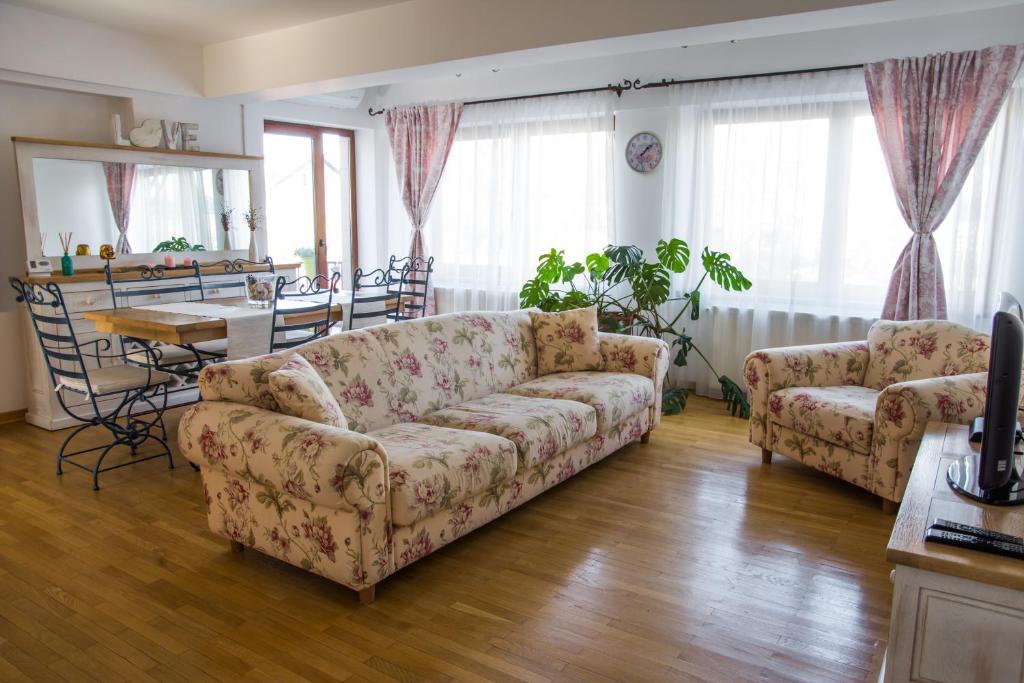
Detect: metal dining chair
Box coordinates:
(386, 255, 434, 321)
(349, 267, 401, 330)
(269, 271, 341, 352)
(200, 257, 275, 299)
(10, 278, 173, 490)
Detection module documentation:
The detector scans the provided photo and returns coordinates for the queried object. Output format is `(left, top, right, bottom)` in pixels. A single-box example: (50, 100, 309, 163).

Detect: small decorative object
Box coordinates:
(111, 114, 130, 146)
(75, 244, 91, 256)
(26, 258, 53, 276)
(180, 123, 199, 151)
(625, 131, 663, 173)
(128, 119, 163, 148)
(99, 243, 116, 261)
(163, 254, 176, 268)
(245, 273, 274, 308)
(182, 257, 194, 267)
(219, 207, 233, 250)
(153, 236, 206, 252)
(58, 232, 74, 277)
(243, 205, 262, 261)
(40, 233, 48, 256)
(161, 120, 182, 149)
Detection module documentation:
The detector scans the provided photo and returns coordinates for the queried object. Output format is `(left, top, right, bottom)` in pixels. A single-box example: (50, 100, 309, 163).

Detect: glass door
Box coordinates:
(263, 121, 357, 281)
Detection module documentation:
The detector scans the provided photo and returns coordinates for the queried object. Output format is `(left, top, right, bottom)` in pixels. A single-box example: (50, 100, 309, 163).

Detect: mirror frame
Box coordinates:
(13, 137, 265, 265)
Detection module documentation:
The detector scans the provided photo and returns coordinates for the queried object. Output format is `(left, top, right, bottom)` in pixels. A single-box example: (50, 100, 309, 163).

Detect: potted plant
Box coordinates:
(153, 236, 206, 252)
(519, 239, 752, 417)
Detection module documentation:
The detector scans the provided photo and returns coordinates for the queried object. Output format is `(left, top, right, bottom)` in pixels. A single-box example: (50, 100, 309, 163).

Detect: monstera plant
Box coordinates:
(153, 236, 206, 253)
(519, 239, 752, 417)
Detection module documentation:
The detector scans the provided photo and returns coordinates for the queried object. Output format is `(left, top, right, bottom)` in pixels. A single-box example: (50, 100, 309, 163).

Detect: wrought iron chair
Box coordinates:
(269, 271, 341, 352)
(349, 267, 401, 330)
(11, 278, 173, 490)
(200, 257, 275, 299)
(386, 255, 434, 321)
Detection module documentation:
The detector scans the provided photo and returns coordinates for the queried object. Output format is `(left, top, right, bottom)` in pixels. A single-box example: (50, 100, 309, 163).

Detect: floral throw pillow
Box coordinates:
(267, 354, 349, 429)
(529, 306, 603, 376)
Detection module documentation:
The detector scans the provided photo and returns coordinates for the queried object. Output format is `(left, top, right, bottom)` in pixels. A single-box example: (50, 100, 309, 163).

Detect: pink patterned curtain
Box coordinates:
(385, 103, 463, 315)
(865, 44, 1024, 320)
(102, 162, 137, 254)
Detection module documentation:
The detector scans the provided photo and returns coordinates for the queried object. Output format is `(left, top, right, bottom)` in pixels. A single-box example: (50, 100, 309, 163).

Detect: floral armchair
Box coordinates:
(743, 320, 1005, 511)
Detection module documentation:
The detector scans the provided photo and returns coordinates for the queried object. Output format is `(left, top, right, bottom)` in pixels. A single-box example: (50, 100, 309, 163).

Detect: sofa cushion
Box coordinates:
(267, 354, 348, 429)
(863, 320, 989, 390)
(506, 372, 654, 432)
(529, 306, 603, 375)
(366, 423, 518, 527)
(768, 385, 879, 454)
(416, 393, 597, 468)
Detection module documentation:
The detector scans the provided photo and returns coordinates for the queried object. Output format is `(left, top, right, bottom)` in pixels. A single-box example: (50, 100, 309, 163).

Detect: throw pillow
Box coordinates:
(529, 306, 603, 375)
(267, 354, 349, 429)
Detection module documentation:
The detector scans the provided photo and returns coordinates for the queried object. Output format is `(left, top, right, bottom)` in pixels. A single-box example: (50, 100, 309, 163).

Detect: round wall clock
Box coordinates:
(626, 131, 663, 173)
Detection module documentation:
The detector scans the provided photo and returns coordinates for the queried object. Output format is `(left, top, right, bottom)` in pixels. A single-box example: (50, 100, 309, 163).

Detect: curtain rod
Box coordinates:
(367, 63, 864, 116)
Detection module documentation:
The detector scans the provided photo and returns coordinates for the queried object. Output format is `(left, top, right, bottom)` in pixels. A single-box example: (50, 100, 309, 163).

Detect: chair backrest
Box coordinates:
(10, 278, 96, 396)
(864, 319, 991, 389)
(387, 255, 434, 320)
(200, 257, 275, 298)
(105, 260, 205, 309)
(349, 267, 399, 330)
(270, 271, 341, 352)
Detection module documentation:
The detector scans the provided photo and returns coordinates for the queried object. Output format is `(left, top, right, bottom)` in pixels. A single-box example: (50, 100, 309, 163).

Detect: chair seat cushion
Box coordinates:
(127, 339, 228, 365)
(57, 365, 170, 396)
(367, 423, 518, 527)
(506, 372, 654, 432)
(417, 393, 597, 468)
(768, 385, 879, 454)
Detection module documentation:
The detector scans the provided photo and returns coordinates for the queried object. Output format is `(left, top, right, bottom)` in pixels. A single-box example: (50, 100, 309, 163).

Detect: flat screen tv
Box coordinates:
(947, 309, 1024, 505)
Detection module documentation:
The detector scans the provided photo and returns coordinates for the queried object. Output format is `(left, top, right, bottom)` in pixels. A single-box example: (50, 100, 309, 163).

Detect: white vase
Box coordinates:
(223, 229, 232, 251)
(248, 230, 258, 261)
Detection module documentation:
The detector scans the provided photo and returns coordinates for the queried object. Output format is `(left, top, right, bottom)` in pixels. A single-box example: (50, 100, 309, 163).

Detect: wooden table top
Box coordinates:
(84, 296, 344, 345)
(886, 422, 1024, 592)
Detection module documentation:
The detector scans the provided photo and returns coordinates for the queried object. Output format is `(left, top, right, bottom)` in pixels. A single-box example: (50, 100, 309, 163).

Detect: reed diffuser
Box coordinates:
(58, 232, 74, 276)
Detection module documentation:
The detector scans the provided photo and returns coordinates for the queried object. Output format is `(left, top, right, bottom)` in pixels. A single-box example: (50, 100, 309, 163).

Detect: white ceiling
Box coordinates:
(2, 0, 407, 44)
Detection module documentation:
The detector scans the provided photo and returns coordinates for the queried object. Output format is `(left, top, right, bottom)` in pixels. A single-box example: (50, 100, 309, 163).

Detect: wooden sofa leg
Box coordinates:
(640, 430, 651, 444)
(761, 448, 773, 464)
(881, 498, 899, 515)
(229, 540, 245, 553)
(357, 586, 376, 605)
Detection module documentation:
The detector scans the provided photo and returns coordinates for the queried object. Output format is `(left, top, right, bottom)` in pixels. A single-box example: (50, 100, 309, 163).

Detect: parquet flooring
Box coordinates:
(0, 397, 894, 682)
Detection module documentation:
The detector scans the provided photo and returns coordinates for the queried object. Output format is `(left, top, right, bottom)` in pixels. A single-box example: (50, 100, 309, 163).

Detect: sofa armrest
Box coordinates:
(599, 332, 670, 425)
(179, 401, 389, 514)
(743, 340, 870, 449)
(872, 372, 988, 502)
(197, 353, 290, 410)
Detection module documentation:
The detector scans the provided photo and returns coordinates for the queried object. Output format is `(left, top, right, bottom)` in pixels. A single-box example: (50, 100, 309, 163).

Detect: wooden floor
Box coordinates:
(0, 397, 894, 682)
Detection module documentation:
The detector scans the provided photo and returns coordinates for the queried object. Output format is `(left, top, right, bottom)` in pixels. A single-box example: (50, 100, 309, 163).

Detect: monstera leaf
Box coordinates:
(560, 290, 593, 310)
(656, 238, 691, 273)
(701, 247, 752, 292)
(672, 333, 693, 367)
(561, 261, 585, 283)
(719, 375, 750, 418)
(536, 248, 567, 283)
(662, 386, 689, 415)
(630, 262, 671, 309)
(689, 290, 701, 320)
(519, 278, 550, 308)
(603, 244, 643, 284)
(586, 253, 610, 279)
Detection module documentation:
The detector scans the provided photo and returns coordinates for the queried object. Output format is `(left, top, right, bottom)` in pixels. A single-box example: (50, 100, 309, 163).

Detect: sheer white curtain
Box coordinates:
(661, 70, 1023, 396)
(128, 165, 216, 252)
(386, 92, 616, 311)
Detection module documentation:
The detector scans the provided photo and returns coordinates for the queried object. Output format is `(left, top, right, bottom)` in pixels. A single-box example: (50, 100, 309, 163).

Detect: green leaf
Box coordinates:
(662, 386, 688, 415)
(719, 375, 751, 418)
(701, 247, 752, 292)
(536, 249, 566, 283)
(519, 278, 550, 308)
(586, 253, 610, 279)
(689, 290, 701, 320)
(655, 238, 691, 273)
(672, 334, 692, 367)
(629, 262, 670, 310)
(560, 262, 585, 283)
(560, 290, 594, 310)
(603, 244, 643, 284)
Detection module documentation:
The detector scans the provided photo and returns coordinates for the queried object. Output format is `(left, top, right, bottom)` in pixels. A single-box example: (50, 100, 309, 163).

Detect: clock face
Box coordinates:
(626, 132, 663, 173)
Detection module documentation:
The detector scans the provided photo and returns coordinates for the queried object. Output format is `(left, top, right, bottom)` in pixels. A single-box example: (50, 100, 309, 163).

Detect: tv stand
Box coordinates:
(947, 452, 1024, 505)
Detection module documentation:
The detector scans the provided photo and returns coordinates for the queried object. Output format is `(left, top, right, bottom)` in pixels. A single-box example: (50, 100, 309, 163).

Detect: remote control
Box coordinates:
(925, 528, 1024, 560)
(931, 518, 1024, 547)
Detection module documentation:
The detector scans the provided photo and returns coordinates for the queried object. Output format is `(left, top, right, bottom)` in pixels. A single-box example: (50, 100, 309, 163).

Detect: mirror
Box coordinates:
(32, 158, 251, 256)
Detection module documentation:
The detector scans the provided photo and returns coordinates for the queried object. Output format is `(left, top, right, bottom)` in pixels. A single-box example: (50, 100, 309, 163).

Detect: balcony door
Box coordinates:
(263, 121, 357, 279)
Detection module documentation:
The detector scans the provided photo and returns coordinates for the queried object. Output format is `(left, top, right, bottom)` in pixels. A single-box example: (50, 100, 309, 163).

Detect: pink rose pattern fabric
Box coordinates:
(529, 306, 603, 375)
(507, 372, 655, 433)
(768, 385, 879, 454)
(863, 320, 989, 389)
(267, 353, 348, 429)
(366, 422, 518, 527)
(600, 332, 671, 425)
(865, 45, 1024, 320)
(199, 351, 290, 411)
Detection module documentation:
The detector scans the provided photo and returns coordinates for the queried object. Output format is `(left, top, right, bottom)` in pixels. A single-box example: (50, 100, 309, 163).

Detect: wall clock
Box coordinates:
(626, 131, 663, 173)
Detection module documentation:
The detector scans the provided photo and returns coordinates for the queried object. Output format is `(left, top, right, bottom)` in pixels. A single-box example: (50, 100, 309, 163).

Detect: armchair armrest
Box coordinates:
(744, 340, 870, 449)
(872, 372, 988, 502)
(599, 332, 670, 425)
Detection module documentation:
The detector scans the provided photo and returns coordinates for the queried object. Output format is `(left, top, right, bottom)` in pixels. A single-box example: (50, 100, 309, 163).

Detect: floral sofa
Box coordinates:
(743, 320, 1012, 511)
(178, 310, 668, 603)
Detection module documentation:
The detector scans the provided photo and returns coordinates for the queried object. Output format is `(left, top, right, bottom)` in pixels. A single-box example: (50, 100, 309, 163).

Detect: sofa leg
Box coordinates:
(881, 498, 899, 515)
(229, 540, 245, 553)
(357, 586, 376, 605)
(640, 430, 651, 444)
(761, 448, 773, 464)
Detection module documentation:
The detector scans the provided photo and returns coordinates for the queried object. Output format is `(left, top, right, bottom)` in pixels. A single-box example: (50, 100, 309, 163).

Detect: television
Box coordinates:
(947, 309, 1024, 505)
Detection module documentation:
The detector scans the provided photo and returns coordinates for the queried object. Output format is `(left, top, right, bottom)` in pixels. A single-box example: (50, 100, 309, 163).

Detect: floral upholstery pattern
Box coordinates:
(507, 371, 654, 432)
(744, 319, 999, 503)
(863, 320, 989, 390)
(769, 386, 879, 454)
(199, 351, 290, 411)
(366, 422, 518, 527)
(529, 306, 602, 375)
(600, 332, 670, 425)
(267, 354, 348, 429)
(417, 393, 597, 468)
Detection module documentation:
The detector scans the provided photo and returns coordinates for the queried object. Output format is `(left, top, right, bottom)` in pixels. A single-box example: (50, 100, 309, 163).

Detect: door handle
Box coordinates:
(318, 239, 326, 248)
